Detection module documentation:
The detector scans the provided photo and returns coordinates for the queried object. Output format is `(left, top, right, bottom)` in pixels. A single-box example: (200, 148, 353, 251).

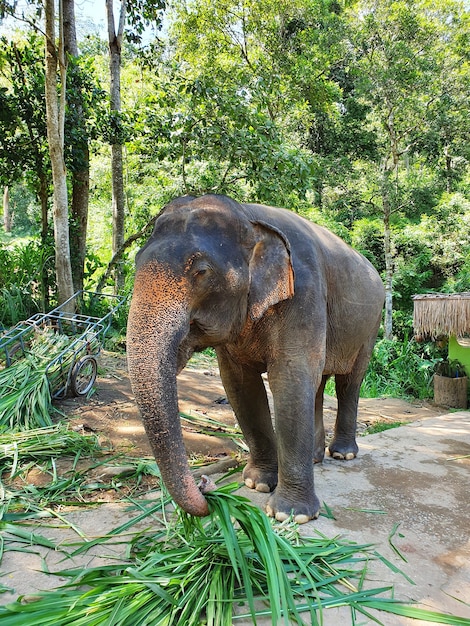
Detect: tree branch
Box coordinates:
(95, 212, 159, 292)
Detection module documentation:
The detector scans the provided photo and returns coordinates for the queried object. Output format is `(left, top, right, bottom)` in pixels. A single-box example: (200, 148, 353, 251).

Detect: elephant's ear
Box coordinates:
(248, 221, 295, 320)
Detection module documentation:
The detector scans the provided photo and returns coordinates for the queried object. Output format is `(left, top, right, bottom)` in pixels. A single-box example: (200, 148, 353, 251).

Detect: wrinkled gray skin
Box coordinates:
(127, 194, 385, 523)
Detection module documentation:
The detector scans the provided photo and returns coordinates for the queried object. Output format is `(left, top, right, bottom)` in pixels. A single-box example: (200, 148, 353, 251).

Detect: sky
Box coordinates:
(0, 1, 117, 39)
(75, 0, 113, 35)
(0, 1, 160, 43)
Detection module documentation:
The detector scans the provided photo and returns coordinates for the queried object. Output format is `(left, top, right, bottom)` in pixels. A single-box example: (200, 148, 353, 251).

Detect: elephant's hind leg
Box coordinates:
(216, 350, 278, 492)
(314, 375, 329, 463)
(328, 372, 363, 461)
(328, 338, 376, 460)
(328, 371, 360, 460)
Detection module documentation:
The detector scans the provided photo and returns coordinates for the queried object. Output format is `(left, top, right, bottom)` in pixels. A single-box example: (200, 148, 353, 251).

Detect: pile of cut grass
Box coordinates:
(0, 424, 102, 471)
(1, 483, 469, 625)
(0, 329, 72, 430)
(0, 424, 106, 526)
(0, 424, 164, 523)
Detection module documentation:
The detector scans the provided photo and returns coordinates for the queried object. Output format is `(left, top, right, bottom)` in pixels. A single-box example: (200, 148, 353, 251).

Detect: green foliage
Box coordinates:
(0, 34, 48, 186)
(98, 109, 135, 145)
(134, 68, 317, 204)
(361, 337, 441, 400)
(64, 55, 108, 171)
(363, 421, 408, 435)
(434, 359, 467, 379)
(392, 225, 434, 311)
(0, 238, 55, 325)
(351, 218, 385, 271)
(0, 285, 39, 328)
(2, 182, 40, 234)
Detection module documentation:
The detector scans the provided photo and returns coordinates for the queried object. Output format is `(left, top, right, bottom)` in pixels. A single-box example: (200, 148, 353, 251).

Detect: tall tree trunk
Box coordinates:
(3, 186, 11, 232)
(382, 188, 393, 340)
(107, 0, 126, 294)
(444, 144, 452, 194)
(63, 0, 90, 293)
(45, 0, 74, 309)
(381, 107, 400, 340)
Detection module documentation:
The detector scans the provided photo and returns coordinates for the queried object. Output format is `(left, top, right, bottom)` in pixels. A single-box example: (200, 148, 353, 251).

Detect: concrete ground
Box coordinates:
(1, 411, 469, 625)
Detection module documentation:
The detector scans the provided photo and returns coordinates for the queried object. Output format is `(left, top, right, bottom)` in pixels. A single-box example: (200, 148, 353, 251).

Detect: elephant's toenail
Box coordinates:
(345, 452, 355, 460)
(244, 478, 255, 489)
(266, 505, 274, 517)
(293, 514, 310, 524)
(255, 482, 270, 493)
(275, 511, 289, 522)
(332, 452, 344, 460)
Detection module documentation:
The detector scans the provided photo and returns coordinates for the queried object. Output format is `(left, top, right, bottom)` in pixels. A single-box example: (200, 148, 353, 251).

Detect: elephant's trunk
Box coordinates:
(127, 263, 209, 517)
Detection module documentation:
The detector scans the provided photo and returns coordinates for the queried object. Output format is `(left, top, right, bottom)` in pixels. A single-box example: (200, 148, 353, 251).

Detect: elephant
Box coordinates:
(127, 194, 385, 524)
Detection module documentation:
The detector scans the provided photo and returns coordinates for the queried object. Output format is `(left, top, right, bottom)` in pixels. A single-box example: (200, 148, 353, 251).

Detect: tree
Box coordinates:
(0, 34, 50, 239)
(105, 0, 164, 292)
(348, 0, 470, 338)
(63, 0, 89, 292)
(45, 0, 74, 307)
(2, 185, 10, 232)
(106, 0, 126, 293)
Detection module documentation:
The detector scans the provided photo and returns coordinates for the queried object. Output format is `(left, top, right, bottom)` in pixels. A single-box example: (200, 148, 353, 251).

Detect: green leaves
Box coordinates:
(1, 482, 469, 625)
(0, 329, 74, 430)
(359, 335, 438, 400)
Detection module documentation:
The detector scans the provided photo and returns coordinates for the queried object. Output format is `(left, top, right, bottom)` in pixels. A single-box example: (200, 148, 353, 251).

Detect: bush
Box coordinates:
(325, 336, 441, 400)
(361, 336, 441, 400)
(0, 239, 55, 326)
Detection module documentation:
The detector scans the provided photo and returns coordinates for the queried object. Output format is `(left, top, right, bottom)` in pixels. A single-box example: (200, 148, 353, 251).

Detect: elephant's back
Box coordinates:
(242, 201, 385, 316)
(241, 202, 378, 276)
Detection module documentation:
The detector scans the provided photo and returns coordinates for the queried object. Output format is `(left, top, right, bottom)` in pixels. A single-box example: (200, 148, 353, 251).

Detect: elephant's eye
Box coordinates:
(188, 256, 213, 281)
(191, 264, 212, 281)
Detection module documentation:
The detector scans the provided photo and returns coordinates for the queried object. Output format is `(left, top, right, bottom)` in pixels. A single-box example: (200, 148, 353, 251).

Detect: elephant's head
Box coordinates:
(127, 194, 294, 516)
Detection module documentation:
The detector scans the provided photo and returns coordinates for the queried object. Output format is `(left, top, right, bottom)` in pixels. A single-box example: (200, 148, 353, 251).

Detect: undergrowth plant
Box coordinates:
(325, 336, 441, 400)
(362, 336, 440, 399)
(0, 240, 55, 325)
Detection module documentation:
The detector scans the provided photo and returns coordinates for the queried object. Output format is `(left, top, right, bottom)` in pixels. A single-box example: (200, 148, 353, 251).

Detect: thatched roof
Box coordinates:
(413, 293, 470, 339)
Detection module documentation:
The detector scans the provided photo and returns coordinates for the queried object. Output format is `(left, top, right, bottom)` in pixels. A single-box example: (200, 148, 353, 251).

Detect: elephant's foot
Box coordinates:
(266, 488, 320, 524)
(313, 445, 325, 464)
(328, 437, 358, 461)
(242, 461, 277, 493)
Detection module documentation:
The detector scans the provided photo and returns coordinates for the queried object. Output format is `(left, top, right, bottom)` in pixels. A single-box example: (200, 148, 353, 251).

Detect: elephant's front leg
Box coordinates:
(216, 349, 278, 493)
(267, 364, 321, 524)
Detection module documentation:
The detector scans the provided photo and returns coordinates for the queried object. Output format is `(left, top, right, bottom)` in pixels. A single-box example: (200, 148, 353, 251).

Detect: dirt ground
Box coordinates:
(59, 351, 449, 462)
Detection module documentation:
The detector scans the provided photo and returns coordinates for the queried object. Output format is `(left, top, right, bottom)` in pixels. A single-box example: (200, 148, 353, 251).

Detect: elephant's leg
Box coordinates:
(314, 375, 329, 463)
(216, 350, 278, 493)
(329, 339, 376, 460)
(265, 363, 321, 523)
(328, 372, 360, 460)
